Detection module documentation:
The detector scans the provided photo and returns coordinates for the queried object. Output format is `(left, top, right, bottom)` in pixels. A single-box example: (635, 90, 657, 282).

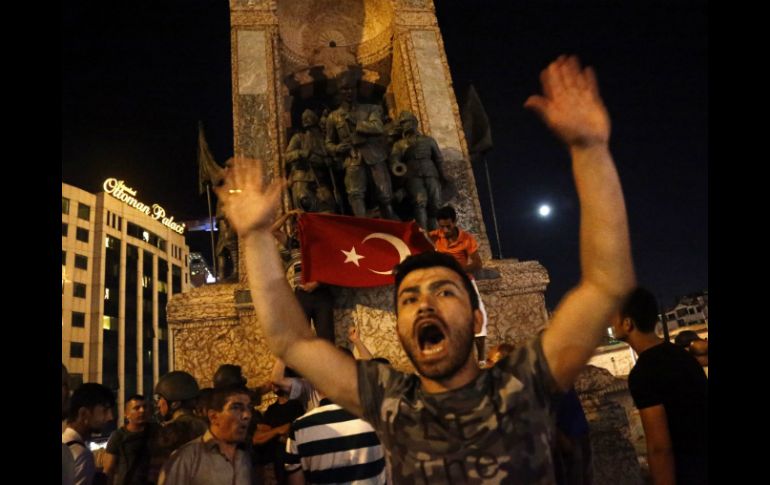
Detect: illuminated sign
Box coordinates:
(103, 178, 186, 234)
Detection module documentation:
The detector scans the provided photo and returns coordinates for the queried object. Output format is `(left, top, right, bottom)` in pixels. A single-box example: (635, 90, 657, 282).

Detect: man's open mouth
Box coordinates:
(417, 321, 447, 356)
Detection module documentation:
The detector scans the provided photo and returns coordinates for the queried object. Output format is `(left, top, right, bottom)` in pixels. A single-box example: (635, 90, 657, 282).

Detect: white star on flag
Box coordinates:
(341, 246, 365, 267)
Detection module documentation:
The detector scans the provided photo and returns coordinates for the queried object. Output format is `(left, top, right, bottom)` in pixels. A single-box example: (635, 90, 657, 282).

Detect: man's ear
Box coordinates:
(207, 408, 218, 425)
(623, 317, 634, 332)
(78, 406, 90, 425)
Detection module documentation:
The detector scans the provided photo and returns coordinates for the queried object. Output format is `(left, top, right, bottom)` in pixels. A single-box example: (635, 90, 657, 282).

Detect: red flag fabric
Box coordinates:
(298, 213, 435, 287)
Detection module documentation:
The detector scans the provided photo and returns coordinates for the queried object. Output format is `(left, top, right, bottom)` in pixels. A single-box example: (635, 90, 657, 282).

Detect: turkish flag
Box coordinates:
(298, 213, 435, 287)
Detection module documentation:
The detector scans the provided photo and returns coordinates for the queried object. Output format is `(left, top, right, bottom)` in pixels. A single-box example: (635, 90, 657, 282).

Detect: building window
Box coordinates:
(62, 251, 67, 266)
(105, 236, 117, 249)
(73, 282, 87, 298)
(72, 312, 86, 328)
(103, 316, 117, 330)
(70, 342, 84, 358)
(77, 203, 91, 221)
(74, 255, 88, 270)
(62, 197, 71, 214)
(76, 227, 89, 243)
(62, 223, 68, 237)
(172, 265, 182, 294)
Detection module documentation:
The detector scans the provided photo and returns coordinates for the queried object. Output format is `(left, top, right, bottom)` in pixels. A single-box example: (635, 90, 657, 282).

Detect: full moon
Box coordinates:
(538, 204, 551, 217)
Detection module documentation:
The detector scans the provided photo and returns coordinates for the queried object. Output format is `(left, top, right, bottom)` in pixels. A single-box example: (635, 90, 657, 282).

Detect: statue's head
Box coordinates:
(398, 110, 419, 133)
(336, 71, 359, 104)
(301, 109, 318, 128)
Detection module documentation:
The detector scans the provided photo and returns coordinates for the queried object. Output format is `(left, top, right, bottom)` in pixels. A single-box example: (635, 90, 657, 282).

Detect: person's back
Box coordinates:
(629, 341, 708, 483)
(151, 410, 208, 461)
(285, 398, 387, 484)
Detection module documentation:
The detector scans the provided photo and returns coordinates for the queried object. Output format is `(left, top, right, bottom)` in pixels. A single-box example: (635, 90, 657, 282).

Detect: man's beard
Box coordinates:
(399, 317, 475, 382)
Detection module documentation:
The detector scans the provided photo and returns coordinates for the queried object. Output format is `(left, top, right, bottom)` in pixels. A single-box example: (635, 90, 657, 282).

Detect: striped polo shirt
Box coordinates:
(285, 400, 387, 484)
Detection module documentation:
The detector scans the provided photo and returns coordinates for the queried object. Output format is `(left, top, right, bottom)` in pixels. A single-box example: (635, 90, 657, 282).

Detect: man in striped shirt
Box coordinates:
(285, 392, 387, 485)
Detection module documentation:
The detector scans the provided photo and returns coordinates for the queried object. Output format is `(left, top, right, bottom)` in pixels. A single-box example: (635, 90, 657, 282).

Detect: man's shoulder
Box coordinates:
(358, 358, 417, 398)
(458, 228, 478, 244)
(174, 434, 207, 453)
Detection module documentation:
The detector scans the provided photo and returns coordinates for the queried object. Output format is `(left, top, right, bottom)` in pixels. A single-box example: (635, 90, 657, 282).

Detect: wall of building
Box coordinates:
(62, 182, 191, 419)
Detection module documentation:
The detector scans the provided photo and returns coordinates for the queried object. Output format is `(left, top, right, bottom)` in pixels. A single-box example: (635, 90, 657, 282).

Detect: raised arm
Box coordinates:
(216, 158, 363, 416)
(270, 208, 301, 246)
(525, 56, 636, 391)
(348, 326, 374, 360)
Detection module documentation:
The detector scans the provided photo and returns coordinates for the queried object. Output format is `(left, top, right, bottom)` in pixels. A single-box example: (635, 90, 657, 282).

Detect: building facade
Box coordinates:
(62, 180, 191, 417)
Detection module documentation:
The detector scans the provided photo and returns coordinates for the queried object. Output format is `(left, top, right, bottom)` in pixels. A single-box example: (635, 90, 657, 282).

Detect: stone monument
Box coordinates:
(168, 0, 549, 389)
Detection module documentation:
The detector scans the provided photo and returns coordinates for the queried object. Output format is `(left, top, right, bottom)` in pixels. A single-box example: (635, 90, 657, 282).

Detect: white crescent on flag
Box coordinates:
(362, 232, 411, 275)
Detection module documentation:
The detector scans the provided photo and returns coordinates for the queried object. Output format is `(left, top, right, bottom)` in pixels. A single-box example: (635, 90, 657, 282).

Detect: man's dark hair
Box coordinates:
(209, 385, 250, 412)
(68, 383, 116, 422)
(196, 387, 215, 420)
(393, 251, 478, 312)
(620, 287, 659, 333)
(674, 330, 702, 349)
(372, 357, 391, 365)
(436, 205, 457, 222)
(125, 394, 145, 406)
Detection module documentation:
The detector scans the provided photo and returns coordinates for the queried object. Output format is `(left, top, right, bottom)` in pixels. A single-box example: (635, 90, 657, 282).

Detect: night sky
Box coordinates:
(62, 1, 707, 310)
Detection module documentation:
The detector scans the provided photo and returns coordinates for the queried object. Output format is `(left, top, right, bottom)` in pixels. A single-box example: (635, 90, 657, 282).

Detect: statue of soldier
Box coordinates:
(197, 132, 239, 281)
(325, 71, 398, 219)
(215, 203, 238, 281)
(285, 109, 338, 213)
(389, 110, 447, 230)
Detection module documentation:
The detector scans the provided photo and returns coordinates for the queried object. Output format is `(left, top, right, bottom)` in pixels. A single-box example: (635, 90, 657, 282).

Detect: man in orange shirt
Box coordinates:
(429, 205, 488, 363)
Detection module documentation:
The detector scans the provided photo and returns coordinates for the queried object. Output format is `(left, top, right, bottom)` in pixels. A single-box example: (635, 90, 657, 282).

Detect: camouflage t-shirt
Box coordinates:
(357, 335, 563, 484)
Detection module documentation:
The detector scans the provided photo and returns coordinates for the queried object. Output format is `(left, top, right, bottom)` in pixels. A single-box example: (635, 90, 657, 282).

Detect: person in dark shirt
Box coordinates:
(253, 389, 305, 485)
(611, 287, 708, 484)
(104, 394, 158, 485)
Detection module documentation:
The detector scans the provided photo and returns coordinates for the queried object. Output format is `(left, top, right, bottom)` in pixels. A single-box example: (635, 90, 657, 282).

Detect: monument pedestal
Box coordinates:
(168, 257, 548, 385)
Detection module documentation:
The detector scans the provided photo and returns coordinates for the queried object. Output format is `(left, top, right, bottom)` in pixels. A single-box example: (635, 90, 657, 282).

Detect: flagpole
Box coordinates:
(483, 155, 503, 259)
(205, 184, 217, 281)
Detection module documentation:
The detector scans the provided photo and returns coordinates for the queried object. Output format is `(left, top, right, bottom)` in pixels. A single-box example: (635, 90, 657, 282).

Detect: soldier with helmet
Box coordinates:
(325, 71, 398, 219)
(389, 110, 447, 230)
(285, 109, 338, 213)
(148, 371, 207, 483)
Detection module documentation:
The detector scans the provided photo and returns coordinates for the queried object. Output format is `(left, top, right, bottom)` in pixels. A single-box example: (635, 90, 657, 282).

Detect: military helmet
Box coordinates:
(398, 110, 418, 124)
(155, 371, 200, 402)
(213, 364, 247, 388)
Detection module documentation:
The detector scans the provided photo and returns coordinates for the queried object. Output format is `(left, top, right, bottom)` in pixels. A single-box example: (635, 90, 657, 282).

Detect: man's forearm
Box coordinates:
(243, 231, 314, 358)
(571, 143, 635, 299)
(647, 447, 676, 485)
(542, 142, 636, 390)
(352, 339, 374, 360)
